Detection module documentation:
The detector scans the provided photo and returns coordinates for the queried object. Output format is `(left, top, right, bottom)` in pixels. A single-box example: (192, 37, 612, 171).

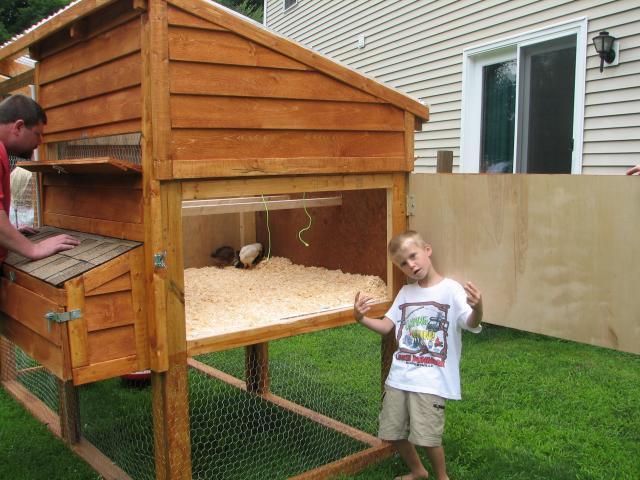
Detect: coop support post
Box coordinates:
(149, 181, 192, 480)
(58, 379, 81, 444)
(143, 1, 192, 477)
(383, 173, 407, 389)
(245, 342, 269, 394)
(0, 334, 16, 381)
(437, 150, 454, 173)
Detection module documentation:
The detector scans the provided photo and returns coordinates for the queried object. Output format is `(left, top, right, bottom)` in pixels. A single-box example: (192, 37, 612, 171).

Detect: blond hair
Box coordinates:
(388, 230, 427, 256)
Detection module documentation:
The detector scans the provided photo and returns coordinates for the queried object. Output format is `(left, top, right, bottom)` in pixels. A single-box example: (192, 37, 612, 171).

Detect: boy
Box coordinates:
(354, 230, 482, 480)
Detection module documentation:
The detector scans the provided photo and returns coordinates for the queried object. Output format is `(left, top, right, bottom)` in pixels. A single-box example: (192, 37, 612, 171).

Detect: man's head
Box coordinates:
(0, 95, 47, 159)
(388, 230, 433, 281)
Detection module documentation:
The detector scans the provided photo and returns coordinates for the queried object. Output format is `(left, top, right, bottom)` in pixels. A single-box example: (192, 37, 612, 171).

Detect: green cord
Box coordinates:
(298, 192, 312, 247)
(261, 194, 271, 260)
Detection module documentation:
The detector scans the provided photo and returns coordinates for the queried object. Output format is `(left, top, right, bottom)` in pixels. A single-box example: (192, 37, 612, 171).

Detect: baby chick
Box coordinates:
(238, 242, 263, 269)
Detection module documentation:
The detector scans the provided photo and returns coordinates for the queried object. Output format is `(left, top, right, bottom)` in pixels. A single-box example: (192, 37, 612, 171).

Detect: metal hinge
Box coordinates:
(45, 309, 82, 332)
(406, 194, 416, 216)
(154, 251, 167, 269)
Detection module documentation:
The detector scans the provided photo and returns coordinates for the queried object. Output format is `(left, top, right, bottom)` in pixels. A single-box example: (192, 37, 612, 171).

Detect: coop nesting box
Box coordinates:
(0, 0, 427, 477)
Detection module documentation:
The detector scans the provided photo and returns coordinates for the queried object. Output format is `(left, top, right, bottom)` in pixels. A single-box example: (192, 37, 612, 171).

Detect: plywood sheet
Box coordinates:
(409, 173, 640, 354)
(4, 227, 141, 286)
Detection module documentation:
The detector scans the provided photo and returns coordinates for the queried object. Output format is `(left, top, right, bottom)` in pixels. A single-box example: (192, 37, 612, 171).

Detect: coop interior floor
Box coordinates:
(184, 257, 388, 340)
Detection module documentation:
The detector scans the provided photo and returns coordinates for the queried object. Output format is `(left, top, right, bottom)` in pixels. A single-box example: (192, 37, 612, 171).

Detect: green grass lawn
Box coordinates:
(1, 324, 638, 479)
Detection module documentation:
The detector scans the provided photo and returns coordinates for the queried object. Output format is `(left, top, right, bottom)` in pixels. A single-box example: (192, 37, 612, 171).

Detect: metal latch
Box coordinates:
(154, 251, 167, 269)
(406, 194, 416, 216)
(7, 271, 16, 283)
(45, 309, 82, 332)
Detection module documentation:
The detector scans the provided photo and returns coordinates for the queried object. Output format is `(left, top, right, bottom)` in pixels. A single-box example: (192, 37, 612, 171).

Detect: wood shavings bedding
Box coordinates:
(185, 257, 387, 339)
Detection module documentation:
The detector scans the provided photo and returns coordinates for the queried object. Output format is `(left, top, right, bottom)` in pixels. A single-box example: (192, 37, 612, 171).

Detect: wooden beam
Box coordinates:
(181, 174, 395, 200)
(58, 378, 81, 444)
(66, 277, 89, 368)
(436, 150, 453, 173)
(245, 342, 269, 394)
(289, 443, 395, 480)
(0, 0, 121, 62)
(182, 196, 342, 216)
(0, 70, 35, 96)
(187, 302, 390, 356)
(0, 336, 16, 381)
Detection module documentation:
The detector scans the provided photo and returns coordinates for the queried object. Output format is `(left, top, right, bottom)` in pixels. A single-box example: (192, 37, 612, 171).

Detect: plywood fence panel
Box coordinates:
(171, 95, 403, 131)
(168, 26, 310, 70)
(409, 174, 640, 355)
(169, 62, 380, 103)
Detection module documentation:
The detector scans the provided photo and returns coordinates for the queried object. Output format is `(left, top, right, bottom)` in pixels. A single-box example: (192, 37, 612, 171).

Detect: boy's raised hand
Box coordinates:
(354, 291, 373, 322)
(464, 282, 483, 313)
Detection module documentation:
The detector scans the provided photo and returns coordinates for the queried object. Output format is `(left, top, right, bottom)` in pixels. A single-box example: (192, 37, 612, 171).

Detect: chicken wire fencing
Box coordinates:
(52, 133, 142, 165)
(0, 336, 60, 414)
(1, 325, 386, 479)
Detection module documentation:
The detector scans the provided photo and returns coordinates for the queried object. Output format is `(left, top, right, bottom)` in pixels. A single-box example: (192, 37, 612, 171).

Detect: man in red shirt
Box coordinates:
(0, 95, 79, 262)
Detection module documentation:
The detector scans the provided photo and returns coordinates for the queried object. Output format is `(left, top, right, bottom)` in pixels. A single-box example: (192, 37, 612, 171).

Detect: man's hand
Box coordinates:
(626, 165, 640, 175)
(30, 234, 80, 260)
(18, 225, 38, 236)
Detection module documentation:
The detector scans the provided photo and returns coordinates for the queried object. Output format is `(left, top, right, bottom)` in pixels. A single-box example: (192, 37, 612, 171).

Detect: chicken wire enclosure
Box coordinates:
(71, 325, 384, 480)
(48, 133, 142, 165)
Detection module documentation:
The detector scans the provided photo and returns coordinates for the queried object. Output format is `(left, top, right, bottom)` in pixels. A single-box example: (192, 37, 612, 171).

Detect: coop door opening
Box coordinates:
(181, 188, 390, 340)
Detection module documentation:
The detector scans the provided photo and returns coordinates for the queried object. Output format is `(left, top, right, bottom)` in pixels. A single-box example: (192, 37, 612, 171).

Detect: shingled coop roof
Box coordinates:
(4, 227, 141, 286)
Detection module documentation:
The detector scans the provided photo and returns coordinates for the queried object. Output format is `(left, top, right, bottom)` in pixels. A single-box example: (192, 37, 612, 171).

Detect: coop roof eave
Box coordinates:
(0, 0, 120, 63)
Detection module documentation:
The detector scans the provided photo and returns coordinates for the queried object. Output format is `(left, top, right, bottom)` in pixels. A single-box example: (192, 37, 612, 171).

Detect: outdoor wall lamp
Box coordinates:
(592, 31, 616, 73)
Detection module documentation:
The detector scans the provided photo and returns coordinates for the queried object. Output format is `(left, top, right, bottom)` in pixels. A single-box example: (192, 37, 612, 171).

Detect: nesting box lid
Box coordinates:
(4, 226, 141, 286)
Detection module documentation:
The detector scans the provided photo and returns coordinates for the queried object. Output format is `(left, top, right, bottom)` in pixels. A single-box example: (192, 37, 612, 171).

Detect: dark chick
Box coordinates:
(211, 245, 239, 268)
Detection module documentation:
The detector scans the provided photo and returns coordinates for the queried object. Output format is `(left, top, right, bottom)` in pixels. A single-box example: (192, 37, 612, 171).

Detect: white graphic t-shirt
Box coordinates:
(384, 278, 481, 400)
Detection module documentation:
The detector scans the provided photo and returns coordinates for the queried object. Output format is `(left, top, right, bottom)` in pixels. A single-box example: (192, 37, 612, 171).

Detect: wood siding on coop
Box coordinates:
(167, 4, 409, 179)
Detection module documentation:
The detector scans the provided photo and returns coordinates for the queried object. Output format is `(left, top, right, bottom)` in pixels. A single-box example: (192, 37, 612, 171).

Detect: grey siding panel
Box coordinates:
(267, 0, 640, 173)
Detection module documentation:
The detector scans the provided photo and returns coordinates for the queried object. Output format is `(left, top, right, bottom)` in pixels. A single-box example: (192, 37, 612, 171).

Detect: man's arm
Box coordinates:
(0, 211, 79, 260)
(354, 291, 395, 335)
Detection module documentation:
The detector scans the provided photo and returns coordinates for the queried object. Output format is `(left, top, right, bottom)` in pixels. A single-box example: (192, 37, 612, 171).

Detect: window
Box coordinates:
(284, 0, 297, 11)
(461, 19, 587, 173)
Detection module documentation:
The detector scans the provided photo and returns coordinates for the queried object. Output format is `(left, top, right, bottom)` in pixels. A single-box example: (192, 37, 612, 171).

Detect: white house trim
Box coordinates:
(460, 17, 588, 173)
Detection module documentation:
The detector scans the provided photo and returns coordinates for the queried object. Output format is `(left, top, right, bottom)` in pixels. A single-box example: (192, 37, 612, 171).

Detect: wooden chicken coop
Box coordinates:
(0, 0, 428, 478)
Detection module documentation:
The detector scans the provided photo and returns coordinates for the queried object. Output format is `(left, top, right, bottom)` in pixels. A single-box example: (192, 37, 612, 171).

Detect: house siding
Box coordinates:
(266, 0, 640, 174)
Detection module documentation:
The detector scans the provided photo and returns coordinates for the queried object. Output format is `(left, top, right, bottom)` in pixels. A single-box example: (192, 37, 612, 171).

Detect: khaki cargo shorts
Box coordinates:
(378, 385, 445, 447)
